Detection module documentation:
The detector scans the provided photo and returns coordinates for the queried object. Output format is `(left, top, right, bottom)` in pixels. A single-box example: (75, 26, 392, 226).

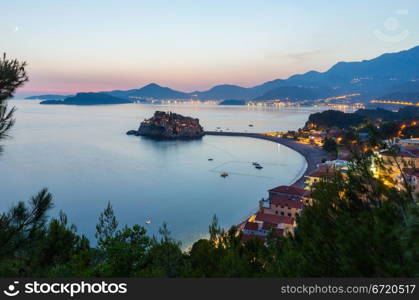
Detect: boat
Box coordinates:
(255, 165, 263, 170)
(220, 172, 229, 178)
(248, 124, 254, 127)
(252, 162, 258, 166)
(208, 158, 214, 161)
(145, 220, 152, 225)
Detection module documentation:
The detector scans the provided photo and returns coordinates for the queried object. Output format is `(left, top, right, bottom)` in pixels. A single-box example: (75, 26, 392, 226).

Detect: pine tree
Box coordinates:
(0, 53, 28, 153)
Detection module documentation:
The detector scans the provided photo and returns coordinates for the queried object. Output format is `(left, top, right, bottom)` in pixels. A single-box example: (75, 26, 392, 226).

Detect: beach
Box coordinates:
(205, 131, 327, 188)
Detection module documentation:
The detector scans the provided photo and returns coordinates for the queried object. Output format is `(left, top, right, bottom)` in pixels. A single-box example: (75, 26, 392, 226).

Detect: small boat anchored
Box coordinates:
(220, 172, 229, 178)
(145, 220, 152, 225)
(253, 162, 263, 169)
(208, 158, 214, 161)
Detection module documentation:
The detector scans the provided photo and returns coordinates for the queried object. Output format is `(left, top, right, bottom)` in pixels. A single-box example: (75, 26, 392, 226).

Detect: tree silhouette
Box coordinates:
(0, 53, 28, 153)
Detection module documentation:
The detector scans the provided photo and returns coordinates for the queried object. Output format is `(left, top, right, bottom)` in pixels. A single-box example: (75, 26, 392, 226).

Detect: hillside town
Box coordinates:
(239, 108, 419, 242)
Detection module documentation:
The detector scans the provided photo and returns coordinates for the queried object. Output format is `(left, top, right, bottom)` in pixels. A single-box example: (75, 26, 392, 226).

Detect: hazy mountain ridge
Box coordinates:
(281, 45, 419, 97)
(28, 45, 419, 103)
(40, 92, 132, 105)
(107, 83, 191, 100)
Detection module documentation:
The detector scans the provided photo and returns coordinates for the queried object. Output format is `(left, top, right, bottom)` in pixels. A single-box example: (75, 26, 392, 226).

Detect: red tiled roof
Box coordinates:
(244, 221, 259, 231)
(255, 212, 294, 225)
(308, 165, 335, 179)
(261, 223, 285, 236)
(270, 195, 303, 209)
(262, 222, 275, 230)
(241, 234, 266, 243)
(268, 185, 306, 197)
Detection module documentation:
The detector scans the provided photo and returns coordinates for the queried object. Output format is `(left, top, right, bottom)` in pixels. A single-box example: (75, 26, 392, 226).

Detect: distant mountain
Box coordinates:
(218, 99, 246, 105)
(193, 45, 419, 101)
(280, 45, 419, 97)
(378, 91, 419, 102)
(192, 80, 286, 100)
(107, 83, 190, 100)
(29, 45, 419, 104)
(25, 94, 72, 100)
(254, 86, 336, 101)
(40, 93, 132, 105)
(191, 85, 256, 100)
(378, 80, 419, 102)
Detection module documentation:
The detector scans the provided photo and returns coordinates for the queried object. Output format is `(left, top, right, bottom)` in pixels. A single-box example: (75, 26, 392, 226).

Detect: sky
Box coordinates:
(2, 0, 419, 96)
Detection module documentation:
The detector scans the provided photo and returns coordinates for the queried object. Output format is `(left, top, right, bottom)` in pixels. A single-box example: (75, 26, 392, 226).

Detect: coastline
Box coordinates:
(204, 131, 327, 188)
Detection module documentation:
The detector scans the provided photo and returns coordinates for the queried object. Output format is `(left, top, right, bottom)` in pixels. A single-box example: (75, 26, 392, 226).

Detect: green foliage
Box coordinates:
(306, 107, 419, 130)
(0, 188, 53, 259)
(402, 124, 419, 139)
(0, 53, 28, 153)
(95, 202, 118, 248)
(323, 137, 338, 154)
(307, 110, 365, 129)
(138, 223, 184, 277)
(1, 168, 418, 277)
(94, 225, 151, 277)
(378, 121, 400, 139)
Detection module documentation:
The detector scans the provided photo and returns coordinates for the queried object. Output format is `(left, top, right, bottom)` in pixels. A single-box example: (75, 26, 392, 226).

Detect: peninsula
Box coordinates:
(127, 111, 205, 139)
(40, 92, 132, 105)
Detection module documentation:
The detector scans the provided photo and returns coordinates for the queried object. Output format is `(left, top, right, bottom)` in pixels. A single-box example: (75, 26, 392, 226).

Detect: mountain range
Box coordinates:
(39, 93, 131, 105)
(28, 45, 419, 104)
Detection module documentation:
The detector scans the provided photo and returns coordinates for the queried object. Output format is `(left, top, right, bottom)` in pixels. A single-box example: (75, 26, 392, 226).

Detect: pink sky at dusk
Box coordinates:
(3, 0, 418, 97)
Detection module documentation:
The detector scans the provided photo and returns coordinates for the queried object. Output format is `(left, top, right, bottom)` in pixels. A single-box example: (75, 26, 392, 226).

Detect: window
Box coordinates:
(281, 212, 284, 216)
(288, 213, 291, 217)
(275, 211, 278, 214)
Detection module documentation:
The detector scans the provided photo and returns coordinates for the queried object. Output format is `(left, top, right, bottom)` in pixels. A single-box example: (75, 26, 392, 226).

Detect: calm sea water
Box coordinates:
(0, 100, 325, 246)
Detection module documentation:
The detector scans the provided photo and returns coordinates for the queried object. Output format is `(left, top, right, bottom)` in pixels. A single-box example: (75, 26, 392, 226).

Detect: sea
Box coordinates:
(0, 100, 328, 246)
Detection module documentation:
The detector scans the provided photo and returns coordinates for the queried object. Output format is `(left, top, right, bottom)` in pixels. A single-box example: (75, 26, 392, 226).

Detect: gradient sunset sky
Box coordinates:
(2, 0, 419, 96)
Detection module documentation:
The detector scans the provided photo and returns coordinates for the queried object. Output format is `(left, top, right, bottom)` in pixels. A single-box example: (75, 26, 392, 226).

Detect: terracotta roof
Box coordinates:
(244, 222, 259, 231)
(262, 222, 276, 230)
(270, 195, 303, 209)
(308, 165, 335, 179)
(268, 185, 306, 197)
(241, 234, 266, 243)
(261, 223, 285, 236)
(255, 212, 294, 225)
